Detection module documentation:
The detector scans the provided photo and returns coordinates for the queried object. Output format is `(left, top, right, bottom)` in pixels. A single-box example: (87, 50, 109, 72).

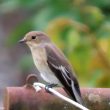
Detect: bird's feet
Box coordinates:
(45, 83, 58, 93)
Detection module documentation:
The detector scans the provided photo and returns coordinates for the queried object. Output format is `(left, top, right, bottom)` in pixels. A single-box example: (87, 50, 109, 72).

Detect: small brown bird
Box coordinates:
(19, 31, 83, 104)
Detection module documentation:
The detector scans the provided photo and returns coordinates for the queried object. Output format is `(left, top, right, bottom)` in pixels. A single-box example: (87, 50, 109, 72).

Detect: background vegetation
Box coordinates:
(1, 0, 110, 87)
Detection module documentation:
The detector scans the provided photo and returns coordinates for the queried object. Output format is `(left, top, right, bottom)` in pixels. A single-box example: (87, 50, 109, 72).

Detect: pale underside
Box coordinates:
(29, 44, 61, 84)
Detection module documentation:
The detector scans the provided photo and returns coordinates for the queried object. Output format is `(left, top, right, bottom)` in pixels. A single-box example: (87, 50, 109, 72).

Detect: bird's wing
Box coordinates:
(44, 43, 83, 104)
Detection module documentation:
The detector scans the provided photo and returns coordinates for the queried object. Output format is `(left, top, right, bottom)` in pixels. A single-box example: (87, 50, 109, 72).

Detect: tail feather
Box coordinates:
(71, 80, 83, 105)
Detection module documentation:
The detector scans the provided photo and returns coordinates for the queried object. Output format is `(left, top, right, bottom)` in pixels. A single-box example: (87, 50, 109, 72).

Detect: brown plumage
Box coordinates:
(19, 31, 83, 105)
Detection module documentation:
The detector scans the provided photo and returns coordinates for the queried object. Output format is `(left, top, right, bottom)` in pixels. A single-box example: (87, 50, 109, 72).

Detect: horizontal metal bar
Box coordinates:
(3, 74, 110, 110)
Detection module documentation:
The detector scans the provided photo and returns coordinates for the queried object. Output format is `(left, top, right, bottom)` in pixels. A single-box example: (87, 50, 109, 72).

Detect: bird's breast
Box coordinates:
(31, 47, 47, 69)
(30, 47, 60, 84)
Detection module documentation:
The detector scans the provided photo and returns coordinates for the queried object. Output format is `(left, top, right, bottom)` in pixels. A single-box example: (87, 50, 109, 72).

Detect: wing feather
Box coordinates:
(44, 43, 83, 104)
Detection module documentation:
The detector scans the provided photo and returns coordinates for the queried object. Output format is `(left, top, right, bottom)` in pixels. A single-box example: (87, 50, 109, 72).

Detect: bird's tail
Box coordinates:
(71, 80, 84, 105)
(64, 80, 84, 105)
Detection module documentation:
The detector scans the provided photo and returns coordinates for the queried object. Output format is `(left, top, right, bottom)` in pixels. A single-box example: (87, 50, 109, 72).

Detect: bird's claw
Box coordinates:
(45, 83, 58, 93)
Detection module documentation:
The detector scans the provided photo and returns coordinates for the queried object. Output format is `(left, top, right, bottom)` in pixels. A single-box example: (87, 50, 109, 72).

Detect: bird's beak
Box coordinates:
(19, 38, 26, 43)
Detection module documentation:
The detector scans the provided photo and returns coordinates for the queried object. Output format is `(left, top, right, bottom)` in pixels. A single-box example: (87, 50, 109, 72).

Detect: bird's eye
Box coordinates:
(32, 36, 36, 39)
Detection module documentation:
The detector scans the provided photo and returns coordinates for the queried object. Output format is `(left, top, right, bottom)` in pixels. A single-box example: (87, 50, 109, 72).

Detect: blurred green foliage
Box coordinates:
(1, 0, 110, 87)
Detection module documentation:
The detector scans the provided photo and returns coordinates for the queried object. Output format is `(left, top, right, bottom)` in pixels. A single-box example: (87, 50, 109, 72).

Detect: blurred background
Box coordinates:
(0, 0, 110, 107)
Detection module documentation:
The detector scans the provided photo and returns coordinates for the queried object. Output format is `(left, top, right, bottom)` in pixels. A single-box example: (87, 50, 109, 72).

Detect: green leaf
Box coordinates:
(67, 29, 80, 51)
(82, 6, 105, 30)
(96, 21, 110, 39)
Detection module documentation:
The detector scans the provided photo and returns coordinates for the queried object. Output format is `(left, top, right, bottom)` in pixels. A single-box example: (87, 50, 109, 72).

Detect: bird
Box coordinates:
(19, 31, 83, 105)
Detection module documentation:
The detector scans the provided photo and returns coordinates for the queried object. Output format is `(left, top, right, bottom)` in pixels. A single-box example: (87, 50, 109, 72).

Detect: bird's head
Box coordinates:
(19, 31, 50, 48)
